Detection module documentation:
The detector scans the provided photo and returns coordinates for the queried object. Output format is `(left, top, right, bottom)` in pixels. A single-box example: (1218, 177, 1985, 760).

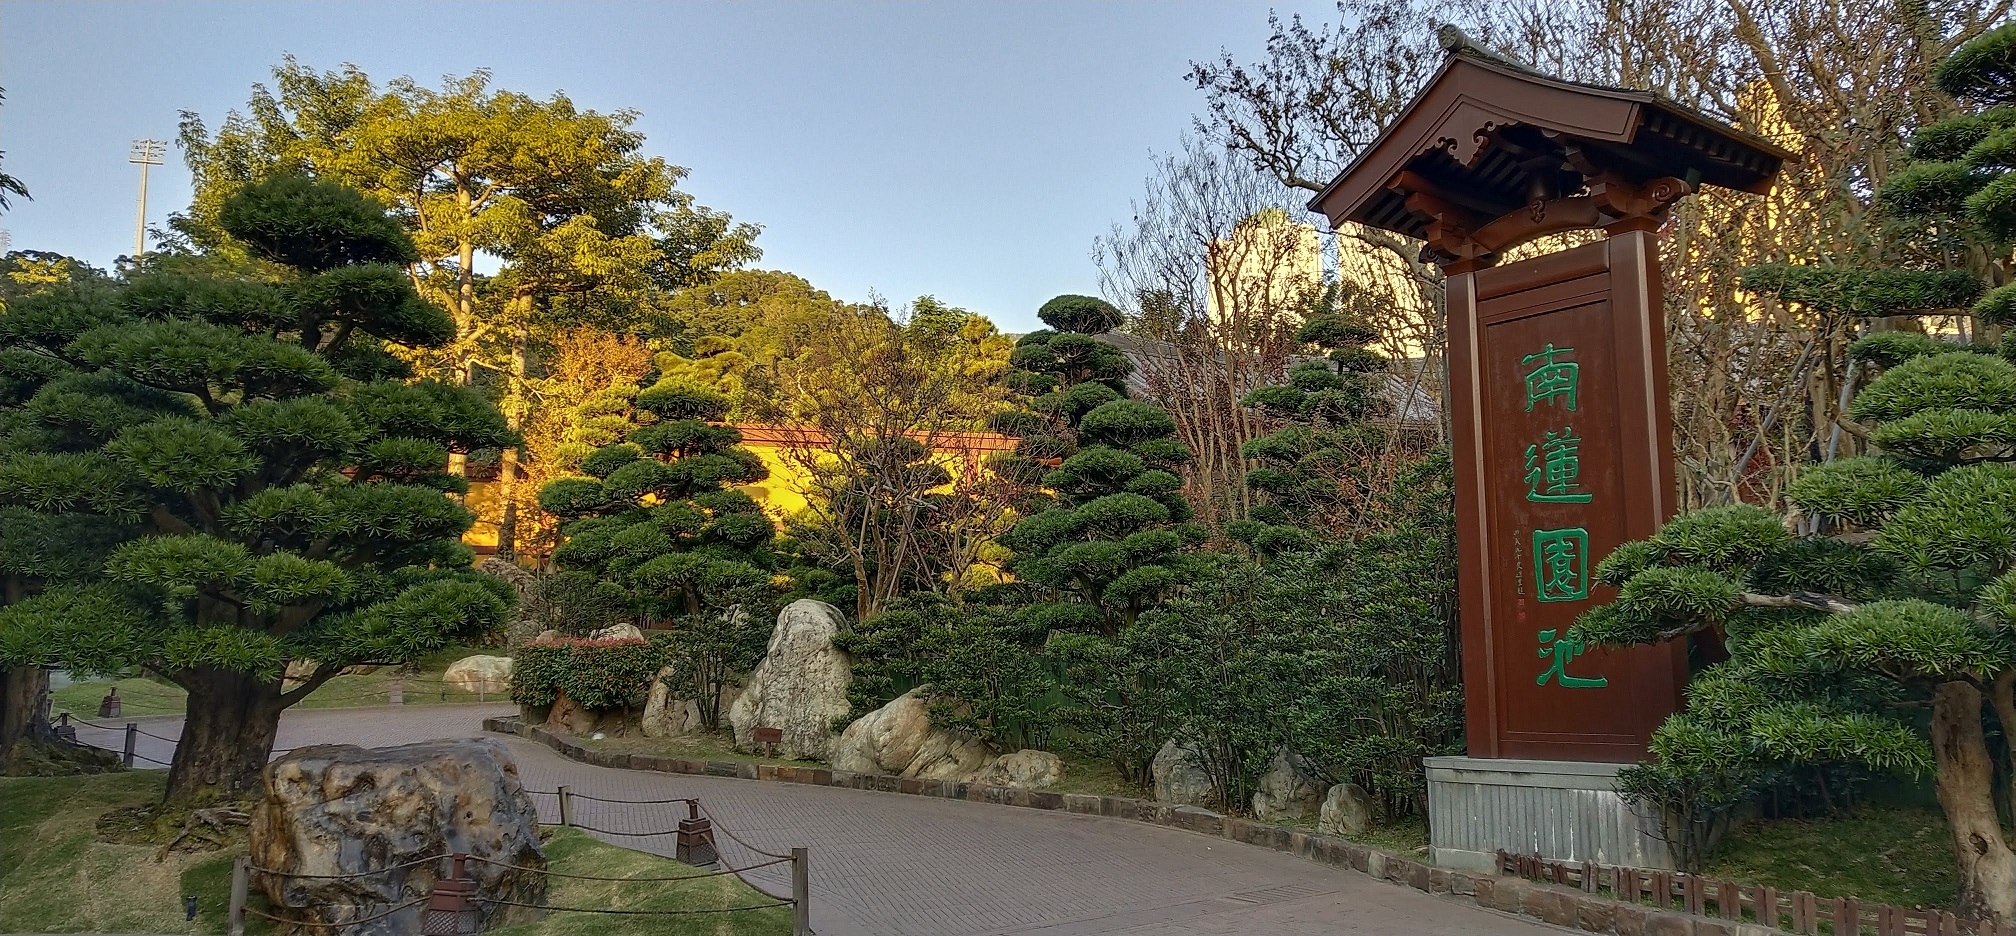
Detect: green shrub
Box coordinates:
(510, 635, 672, 711)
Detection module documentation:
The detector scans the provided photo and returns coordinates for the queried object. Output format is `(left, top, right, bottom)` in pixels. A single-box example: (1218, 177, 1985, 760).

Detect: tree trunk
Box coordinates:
(495, 320, 531, 561)
(165, 669, 286, 806)
(1932, 681, 2016, 923)
(0, 665, 51, 773)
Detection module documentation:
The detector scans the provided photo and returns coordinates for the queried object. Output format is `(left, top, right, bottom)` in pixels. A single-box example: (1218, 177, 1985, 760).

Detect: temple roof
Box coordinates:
(1308, 29, 1795, 245)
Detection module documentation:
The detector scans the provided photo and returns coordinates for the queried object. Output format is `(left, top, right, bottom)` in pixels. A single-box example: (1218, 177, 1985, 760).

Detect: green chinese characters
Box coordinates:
(1519, 342, 1605, 688)
(1535, 626, 1608, 688)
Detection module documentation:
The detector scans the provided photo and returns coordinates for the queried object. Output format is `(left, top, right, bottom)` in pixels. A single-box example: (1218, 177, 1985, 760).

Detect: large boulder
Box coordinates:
(1251, 749, 1326, 820)
(1152, 738, 1215, 807)
(640, 665, 702, 738)
(973, 749, 1065, 789)
(545, 690, 608, 737)
(1319, 782, 1374, 836)
(830, 688, 992, 781)
(728, 599, 852, 760)
(443, 655, 512, 695)
(251, 739, 545, 935)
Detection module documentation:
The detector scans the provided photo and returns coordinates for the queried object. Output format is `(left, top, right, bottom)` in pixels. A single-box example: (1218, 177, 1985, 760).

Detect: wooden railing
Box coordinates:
(1496, 851, 2013, 936)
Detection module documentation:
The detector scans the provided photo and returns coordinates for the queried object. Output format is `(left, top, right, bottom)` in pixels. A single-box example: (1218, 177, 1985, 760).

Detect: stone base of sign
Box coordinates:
(1423, 756, 1671, 872)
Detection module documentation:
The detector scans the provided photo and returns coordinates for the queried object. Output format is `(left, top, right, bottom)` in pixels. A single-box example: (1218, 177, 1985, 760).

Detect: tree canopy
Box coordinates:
(0, 174, 513, 803)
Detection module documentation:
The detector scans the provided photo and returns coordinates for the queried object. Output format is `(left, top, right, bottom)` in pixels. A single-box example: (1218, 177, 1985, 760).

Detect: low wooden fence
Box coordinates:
(1497, 851, 2010, 936)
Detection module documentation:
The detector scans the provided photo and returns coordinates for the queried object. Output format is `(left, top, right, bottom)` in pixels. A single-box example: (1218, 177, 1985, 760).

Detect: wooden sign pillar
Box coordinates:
(1307, 31, 1789, 871)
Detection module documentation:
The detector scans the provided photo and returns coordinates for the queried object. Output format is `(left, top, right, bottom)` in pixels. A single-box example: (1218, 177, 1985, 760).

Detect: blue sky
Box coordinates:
(0, 0, 1336, 333)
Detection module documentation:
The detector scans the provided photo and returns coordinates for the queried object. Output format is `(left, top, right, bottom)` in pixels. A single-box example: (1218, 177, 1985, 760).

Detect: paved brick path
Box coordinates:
(69, 706, 1564, 936)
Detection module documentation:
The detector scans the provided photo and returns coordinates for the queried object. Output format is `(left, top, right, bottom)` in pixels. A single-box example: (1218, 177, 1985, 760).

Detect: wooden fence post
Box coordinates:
(557, 785, 573, 827)
(227, 856, 248, 936)
(122, 724, 137, 768)
(792, 847, 810, 936)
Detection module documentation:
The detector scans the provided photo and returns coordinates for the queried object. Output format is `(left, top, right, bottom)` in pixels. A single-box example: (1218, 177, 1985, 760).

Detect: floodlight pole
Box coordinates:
(129, 139, 166, 259)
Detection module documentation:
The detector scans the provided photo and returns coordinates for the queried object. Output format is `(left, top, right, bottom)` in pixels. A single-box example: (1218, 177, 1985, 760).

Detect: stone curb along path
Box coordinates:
(485, 716, 1782, 936)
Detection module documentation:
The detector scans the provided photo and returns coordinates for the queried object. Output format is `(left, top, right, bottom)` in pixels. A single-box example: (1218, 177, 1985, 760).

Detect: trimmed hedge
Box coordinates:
(511, 634, 672, 711)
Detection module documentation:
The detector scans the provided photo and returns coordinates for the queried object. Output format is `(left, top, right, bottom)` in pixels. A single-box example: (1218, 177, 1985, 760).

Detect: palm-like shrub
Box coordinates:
(0, 174, 513, 803)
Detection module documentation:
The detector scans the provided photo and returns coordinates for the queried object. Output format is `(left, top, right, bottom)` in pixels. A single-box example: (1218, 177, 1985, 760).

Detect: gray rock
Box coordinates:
(251, 739, 546, 935)
(728, 599, 853, 760)
(1152, 738, 1216, 807)
(640, 665, 703, 738)
(588, 622, 644, 642)
(831, 687, 992, 780)
(1251, 749, 1326, 820)
(1319, 781, 1375, 836)
(974, 749, 1066, 789)
(442, 655, 512, 695)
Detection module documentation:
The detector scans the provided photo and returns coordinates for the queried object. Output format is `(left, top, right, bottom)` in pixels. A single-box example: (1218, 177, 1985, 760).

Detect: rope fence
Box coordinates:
(223, 790, 814, 936)
(239, 897, 428, 929)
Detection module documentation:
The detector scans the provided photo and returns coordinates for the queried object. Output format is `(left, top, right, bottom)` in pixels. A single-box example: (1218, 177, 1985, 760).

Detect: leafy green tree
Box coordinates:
(0, 174, 513, 803)
(537, 382, 776, 631)
(177, 60, 763, 554)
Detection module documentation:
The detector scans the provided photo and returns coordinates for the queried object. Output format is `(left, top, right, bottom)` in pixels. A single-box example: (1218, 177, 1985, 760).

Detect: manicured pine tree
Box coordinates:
(536, 381, 776, 627)
(1233, 286, 1394, 552)
(992, 294, 1201, 637)
(0, 174, 515, 803)
(1583, 25, 2016, 908)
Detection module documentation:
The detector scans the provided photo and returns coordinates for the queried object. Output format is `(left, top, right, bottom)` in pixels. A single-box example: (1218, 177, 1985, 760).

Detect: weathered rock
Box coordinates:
(640, 666, 703, 738)
(283, 660, 376, 680)
(545, 690, 604, 737)
(477, 557, 545, 648)
(589, 623, 643, 642)
(831, 688, 992, 780)
(251, 739, 545, 936)
(443, 655, 512, 695)
(1152, 738, 1215, 807)
(1251, 749, 1326, 821)
(728, 599, 852, 760)
(973, 749, 1065, 789)
(1319, 782, 1374, 836)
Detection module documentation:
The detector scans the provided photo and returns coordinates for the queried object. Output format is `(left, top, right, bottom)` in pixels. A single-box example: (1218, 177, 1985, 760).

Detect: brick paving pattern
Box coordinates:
(67, 706, 1565, 935)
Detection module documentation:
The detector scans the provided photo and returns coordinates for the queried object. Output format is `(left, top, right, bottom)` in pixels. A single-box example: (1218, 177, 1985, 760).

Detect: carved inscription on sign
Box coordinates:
(1450, 236, 1688, 762)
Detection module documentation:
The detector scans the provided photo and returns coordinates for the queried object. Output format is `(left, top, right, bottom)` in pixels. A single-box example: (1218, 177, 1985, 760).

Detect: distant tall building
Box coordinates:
(1203, 208, 1323, 324)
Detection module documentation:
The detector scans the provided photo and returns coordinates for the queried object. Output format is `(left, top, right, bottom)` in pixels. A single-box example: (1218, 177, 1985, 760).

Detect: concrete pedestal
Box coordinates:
(1423, 756, 1671, 872)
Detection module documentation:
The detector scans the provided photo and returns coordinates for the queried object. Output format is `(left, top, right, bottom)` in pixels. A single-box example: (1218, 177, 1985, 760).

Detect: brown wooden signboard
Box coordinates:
(1448, 234, 1686, 761)
(1308, 34, 1790, 762)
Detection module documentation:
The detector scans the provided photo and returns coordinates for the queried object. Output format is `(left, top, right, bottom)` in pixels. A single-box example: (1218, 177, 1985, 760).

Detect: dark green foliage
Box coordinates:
(1935, 23, 2016, 106)
(836, 593, 1056, 749)
(509, 635, 672, 711)
(215, 174, 419, 272)
(1739, 265, 1984, 317)
(1037, 294, 1124, 334)
(1237, 291, 1399, 539)
(0, 175, 513, 803)
(994, 296, 1197, 638)
(538, 388, 776, 628)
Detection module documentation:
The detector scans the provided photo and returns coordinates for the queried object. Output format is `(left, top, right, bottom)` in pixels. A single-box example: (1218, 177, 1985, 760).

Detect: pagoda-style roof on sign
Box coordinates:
(1308, 28, 1794, 271)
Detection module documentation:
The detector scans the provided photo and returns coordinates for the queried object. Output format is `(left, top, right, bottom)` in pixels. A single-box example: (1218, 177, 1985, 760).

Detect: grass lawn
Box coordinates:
(1704, 805, 1955, 911)
(2, 770, 789, 935)
(50, 644, 504, 719)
